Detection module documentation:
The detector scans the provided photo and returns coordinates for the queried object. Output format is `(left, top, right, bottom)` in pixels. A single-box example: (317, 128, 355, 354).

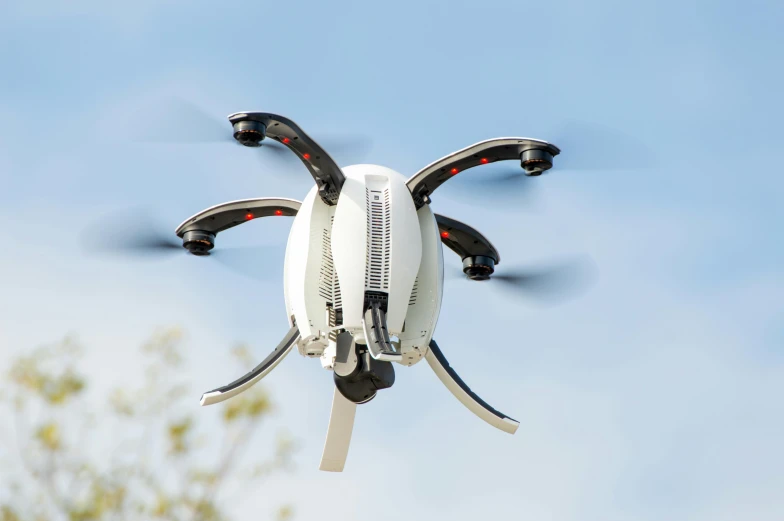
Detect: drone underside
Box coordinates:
(168, 111, 562, 472)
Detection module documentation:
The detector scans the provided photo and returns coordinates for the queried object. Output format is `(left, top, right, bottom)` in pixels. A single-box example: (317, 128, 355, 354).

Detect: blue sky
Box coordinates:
(1, 1, 783, 520)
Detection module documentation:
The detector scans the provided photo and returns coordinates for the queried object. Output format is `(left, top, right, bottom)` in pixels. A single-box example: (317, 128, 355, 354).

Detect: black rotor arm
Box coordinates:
(435, 213, 500, 279)
(406, 137, 560, 209)
(175, 197, 300, 255)
(228, 112, 346, 205)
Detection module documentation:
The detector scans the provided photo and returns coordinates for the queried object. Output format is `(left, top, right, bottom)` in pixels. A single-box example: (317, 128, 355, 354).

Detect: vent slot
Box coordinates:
(318, 227, 334, 302)
(409, 276, 419, 306)
(331, 215, 342, 311)
(365, 188, 391, 291)
(320, 216, 342, 334)
(328, 305, 338, 341)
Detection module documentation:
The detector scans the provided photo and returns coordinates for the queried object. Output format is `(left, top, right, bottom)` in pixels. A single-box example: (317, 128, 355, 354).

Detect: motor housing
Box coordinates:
(462, 255, 495, 280)
(520, 148, 554, 176)
(232, 120, 266, 147)
(182, 230, 215, 256)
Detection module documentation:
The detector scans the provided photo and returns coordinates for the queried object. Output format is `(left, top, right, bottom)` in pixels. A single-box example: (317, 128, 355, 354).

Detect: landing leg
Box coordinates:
(320, 333, 396, 473)
(200, 326, 299, 406)
(425, 339, 519, 434)
(319, 387, 357, 472)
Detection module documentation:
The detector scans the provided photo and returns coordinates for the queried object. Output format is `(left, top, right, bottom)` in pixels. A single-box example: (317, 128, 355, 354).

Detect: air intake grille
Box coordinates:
(409, 276, 419, 306)
(365, 188, 391, 291)
(318, 227, 334, 301)
(318, 216, 343, 333)
(331, 215, 342, 310)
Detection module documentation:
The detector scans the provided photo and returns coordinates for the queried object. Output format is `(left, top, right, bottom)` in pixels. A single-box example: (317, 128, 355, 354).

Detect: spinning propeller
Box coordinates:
(79, 207, 279, 282)
(444, 119, 657, 201)
(79, 205, 595, 305)
(447, 255, 598, 305)
(128, 97, 374, 168)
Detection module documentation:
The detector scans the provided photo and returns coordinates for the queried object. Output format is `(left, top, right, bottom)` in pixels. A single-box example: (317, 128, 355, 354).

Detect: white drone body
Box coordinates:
(174, 112, 562, 472)
(285, 165, 437, 366)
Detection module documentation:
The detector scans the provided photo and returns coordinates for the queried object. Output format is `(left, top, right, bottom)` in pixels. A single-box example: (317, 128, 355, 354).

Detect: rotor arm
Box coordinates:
(425, 340, 519, 434)
(175, 197, 300, 255)
(435, 213, 501, 276)
(200, 326, 300, 406)
(406, 138, 560, 209)
(228, 112, 346, 205)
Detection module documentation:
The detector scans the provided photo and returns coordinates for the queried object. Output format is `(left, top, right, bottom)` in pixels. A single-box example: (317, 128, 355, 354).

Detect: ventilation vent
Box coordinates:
(333, 268, 342, 310)
(328, 305, 337, 342)
(331, 216, 342, 311)
(365, 188, 391, 291)
(409, 277, 419, 306)
(318, 227, 334, 302)
(318, 216, 342, 332)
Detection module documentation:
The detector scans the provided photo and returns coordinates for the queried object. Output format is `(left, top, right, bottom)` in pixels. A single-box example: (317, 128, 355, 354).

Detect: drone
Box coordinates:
(84, 107, 604, 472)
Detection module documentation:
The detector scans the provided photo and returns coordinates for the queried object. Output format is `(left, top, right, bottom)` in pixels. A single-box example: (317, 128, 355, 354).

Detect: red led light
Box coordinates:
(303, 153, 311, 160)
(274, 209, 283, 216)
(441, 231, 450, 239)
(282, 137, 291, 144)
(480, 157, 489, 164)
(245, 213, 254, 220)
(450, 167, 459, 175)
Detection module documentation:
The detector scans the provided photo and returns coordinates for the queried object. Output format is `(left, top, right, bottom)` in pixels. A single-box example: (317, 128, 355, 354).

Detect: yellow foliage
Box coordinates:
(246, 393, 271, 417)
(186, 499, 220, 521)
(46, 370, 85, 405)
(151, 494, 170, 517)
(189, 469, 218, 486)
(9, 357, 46, 393)
(167, 417, 193, 454)
(230, 344, 254, 368)
(108, 389, 134, 416)
(276, 432, 295, 454)
(222, 389, 271, 423)
(276, 505, 294, 521)
(68, 482, 126, 521)
(2, 331, 297, 521)
(35, 422, 62, 452)
(8, 349, 85, 406)
(142, 327, 184, 366)
(0, 506, 21, 521)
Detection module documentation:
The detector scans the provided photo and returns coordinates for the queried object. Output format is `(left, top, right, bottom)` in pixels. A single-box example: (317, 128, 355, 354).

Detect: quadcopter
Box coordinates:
(84, 108, 606, 472)
(174, 111, 567, 472)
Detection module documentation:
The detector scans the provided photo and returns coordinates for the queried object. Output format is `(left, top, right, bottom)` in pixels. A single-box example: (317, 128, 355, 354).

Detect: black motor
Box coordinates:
(462, 255, 496, 280)
(232, 120, 266, 147)
(520, 148, 554, 176)
(182, 230, 215, 256)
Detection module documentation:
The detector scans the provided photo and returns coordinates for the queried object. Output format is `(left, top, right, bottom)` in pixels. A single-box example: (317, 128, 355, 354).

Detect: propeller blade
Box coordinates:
(80, 206, 286, 284)
(128, 96, 375, 164)
(80, 207, 182, 259)
(250, 131, 374, 174)
(491, 255, 598, 304)
(128, 97, 236, 145)
(549, 119, 658, 172)
(448, 255, 598, 305)
(443, 119, 656, 201)
(208, 245, 282, 282)
(316, 133, 375, 164)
